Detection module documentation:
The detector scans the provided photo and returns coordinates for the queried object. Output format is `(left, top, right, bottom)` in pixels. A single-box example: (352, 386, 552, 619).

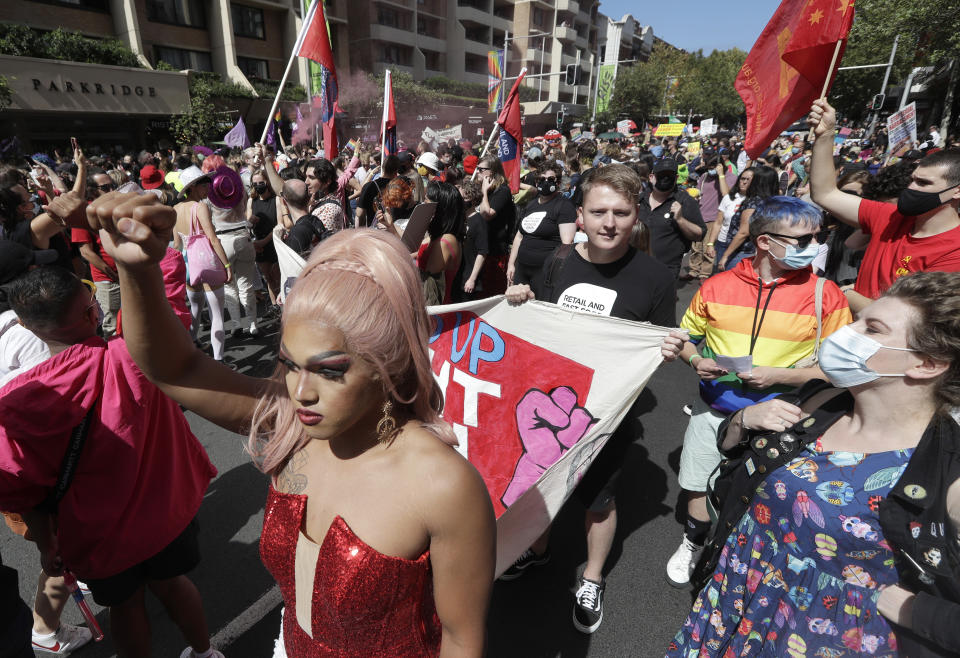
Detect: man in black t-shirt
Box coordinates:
(638, 158, 706, 278)
(354, 155, 400, 228)
(504, 165, 675, 635)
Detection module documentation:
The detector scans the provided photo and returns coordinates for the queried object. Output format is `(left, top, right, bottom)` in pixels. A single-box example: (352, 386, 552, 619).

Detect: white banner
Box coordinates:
(421, 124, 463, 147)
(267, 249, 667, 575)
(274, 225, 305, 303)
(700, 118, 716, 135)
(426, 297, 667, 575)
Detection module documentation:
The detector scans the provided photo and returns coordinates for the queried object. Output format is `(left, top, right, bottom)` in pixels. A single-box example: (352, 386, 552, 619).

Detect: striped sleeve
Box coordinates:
(680, 288, 708, 343)
(820, 280, 853, 340)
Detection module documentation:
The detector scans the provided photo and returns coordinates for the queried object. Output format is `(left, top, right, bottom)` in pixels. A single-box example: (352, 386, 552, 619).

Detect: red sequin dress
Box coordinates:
(260, 487, 442, 657)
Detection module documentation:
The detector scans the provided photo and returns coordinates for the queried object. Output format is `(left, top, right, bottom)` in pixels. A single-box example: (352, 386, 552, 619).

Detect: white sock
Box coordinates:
(192, 648, 217, 658)
(32, 628, 57, 643)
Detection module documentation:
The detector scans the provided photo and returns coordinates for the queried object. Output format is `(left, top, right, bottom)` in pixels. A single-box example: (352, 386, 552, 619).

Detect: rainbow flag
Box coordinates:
(345, 138, 359, 152)
(488, 50, 505, 114)
(274, 109, 282, 122)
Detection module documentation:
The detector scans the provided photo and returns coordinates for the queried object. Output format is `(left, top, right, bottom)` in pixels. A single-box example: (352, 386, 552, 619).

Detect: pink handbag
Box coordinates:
(185, 202, 228, 288)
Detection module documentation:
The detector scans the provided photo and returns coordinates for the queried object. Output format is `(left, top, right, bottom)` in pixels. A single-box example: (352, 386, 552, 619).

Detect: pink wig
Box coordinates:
(200, 154, 226, 173)
(247, 229, 455, 476)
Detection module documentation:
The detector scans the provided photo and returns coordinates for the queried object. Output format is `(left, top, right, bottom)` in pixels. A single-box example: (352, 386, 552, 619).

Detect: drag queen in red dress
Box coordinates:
(94, 189, 495, 657)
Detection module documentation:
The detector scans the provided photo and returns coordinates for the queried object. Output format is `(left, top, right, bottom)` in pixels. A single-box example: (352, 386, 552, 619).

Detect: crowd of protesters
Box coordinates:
(0, 92, 959, 658)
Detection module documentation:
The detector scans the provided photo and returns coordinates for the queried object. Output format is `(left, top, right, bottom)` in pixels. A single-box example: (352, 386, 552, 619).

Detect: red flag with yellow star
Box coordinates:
(736, 0, 856, 158)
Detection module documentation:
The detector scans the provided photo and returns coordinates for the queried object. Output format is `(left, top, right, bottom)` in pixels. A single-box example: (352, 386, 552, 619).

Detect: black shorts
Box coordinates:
(573, 397, 644, 512)
(84, 518, 201, 607)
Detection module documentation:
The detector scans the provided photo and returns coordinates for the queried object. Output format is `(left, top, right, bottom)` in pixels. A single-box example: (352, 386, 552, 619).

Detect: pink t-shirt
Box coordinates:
(0, 337, 217, 579)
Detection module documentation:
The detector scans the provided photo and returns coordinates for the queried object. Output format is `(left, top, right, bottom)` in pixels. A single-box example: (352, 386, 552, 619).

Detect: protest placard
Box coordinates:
(654, 123, 686, 137)
(887, 102, 917, 157)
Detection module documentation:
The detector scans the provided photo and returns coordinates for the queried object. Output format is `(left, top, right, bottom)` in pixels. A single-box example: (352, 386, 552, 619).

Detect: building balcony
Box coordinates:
(556, 0, 579, 13)
(416, 34, 448, 52)
(457, 6, 492, 25)
(555, 25, 576, 42)
(370, 24, 417, 46)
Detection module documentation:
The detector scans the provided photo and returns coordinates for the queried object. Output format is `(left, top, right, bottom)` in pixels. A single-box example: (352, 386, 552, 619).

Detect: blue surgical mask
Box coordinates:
(768, 237, 819, 270)
(791, 147, 801, 154)
(818, 325, 917, 388)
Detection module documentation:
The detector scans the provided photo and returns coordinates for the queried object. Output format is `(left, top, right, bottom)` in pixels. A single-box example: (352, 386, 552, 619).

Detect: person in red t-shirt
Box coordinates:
(72, 171, 121, 335)
(808, 99, 960, 313)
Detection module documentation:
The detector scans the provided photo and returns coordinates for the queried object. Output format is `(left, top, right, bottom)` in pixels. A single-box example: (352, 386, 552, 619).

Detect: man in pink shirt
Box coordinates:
(0, 266, 221, 658)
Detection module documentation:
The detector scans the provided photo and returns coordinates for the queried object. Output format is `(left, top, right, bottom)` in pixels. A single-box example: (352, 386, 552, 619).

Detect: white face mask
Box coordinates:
(818, 325, 917, 388)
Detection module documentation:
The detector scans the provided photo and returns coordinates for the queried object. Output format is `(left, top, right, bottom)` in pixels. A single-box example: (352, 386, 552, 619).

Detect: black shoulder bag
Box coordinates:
(36, 401, 98, 514)
(690, 380, 852, 593)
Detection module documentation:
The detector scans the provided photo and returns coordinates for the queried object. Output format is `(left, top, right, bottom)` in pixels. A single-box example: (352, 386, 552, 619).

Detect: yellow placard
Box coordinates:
(654, 123, 686, 137)
(686, 141, 701, 156)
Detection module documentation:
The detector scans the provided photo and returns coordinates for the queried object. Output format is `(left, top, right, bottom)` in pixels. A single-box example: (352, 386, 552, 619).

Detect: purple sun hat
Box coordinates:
(207, 165, 244, 209)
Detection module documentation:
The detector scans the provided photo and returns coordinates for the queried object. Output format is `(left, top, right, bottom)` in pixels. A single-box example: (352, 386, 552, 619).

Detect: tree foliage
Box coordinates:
(831, 0, 960, 121)
(0, 76, 11, 111)
(170, 74, 232, 146)
(599, 45, 746, 129)
(0, 24, 142, 68)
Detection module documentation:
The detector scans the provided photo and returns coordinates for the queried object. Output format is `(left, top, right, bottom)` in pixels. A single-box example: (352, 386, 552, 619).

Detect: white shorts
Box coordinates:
(677, 399, 727, 492)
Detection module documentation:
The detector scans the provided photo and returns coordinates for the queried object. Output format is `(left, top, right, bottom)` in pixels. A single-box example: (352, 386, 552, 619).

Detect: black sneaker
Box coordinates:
(572, 577, 604, 633)
(498, 547, 550, 581)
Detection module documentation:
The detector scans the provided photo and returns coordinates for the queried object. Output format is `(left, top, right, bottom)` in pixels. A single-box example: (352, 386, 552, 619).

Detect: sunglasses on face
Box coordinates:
(538, 176, 558, 183)
(765, 230, 829, 249)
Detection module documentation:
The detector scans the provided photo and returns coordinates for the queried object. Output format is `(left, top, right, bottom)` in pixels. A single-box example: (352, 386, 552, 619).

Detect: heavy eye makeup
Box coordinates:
(279, 348, 351, 380)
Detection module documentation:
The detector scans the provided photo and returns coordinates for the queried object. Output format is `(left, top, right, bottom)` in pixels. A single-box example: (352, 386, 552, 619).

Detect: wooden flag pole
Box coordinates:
(820, 39, 844, 99)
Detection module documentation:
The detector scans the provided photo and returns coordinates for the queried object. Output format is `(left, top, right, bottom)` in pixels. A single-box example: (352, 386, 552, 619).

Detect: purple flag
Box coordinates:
(223, 117, 251, 149)
(265, 119, 276, 149)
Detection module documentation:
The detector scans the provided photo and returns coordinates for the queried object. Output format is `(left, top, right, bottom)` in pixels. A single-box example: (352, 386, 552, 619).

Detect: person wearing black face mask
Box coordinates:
(246, 172, 281, 309)
(506, 162, 577, 286)
(809, 99, 960, 314)
(637, 158, 706, 279)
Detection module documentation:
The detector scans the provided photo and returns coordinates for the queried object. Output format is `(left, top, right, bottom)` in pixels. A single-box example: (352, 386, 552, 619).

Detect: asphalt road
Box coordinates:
(7, 279, 705, 657)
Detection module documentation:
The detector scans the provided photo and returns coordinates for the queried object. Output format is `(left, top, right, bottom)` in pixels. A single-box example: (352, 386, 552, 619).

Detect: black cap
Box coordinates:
(903, 149, 923, 160)
(653, 158, 678, 174)
(0, 241, 58, 285)
(397, 151, 414, 164)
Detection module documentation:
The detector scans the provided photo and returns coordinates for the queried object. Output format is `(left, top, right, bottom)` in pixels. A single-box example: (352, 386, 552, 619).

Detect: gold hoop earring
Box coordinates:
(376, 399, 397, 444)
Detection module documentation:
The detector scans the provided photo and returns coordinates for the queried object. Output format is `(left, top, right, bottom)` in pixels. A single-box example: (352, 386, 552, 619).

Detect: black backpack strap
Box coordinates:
(36, 399, 98, 514)
(540, 243, 576, 303)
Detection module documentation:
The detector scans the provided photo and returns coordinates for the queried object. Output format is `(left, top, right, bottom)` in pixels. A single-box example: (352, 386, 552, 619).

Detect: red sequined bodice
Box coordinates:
(260, 487, 441, 657)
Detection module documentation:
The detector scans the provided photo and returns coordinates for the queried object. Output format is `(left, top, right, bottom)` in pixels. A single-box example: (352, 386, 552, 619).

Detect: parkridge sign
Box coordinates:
(0, 55, 190, 115)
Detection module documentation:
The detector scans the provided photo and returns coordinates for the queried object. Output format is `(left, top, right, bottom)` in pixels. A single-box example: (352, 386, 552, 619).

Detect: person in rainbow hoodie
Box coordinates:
(660, 196, 852, 588)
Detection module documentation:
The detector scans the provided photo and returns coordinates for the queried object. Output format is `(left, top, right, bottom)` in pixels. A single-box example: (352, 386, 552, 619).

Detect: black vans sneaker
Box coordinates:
(572, 577, 605, 633)
(498, 547, 551, 581)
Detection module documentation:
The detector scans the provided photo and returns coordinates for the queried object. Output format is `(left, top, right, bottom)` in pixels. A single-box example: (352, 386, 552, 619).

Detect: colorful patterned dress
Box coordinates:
(667, 441, 913, 657)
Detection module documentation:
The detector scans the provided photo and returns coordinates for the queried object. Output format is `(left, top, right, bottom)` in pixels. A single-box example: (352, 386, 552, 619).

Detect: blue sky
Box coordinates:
(599, 0, 780, 53)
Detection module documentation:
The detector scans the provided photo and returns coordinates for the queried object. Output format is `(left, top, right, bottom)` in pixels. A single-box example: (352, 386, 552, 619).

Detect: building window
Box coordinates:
(532, 7, 544, 26)
(27, 0, 109, 11)
(237, 56, 269, 78)
(232, 4, 265, 39)
(147, 0, 206, 27)
(378, 44, 410, 66)
(376, 6, 409, 29)
(155, 46, 213, 72)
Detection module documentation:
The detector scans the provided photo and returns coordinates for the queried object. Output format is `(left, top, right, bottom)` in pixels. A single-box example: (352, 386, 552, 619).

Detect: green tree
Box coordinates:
(170, 75, 231, 146)
(831, 0, 960, 123)
(0, 75, 11, 110)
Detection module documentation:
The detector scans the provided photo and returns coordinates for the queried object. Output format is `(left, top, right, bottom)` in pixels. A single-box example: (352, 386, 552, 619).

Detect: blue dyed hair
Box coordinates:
(748, 196, 822, 239)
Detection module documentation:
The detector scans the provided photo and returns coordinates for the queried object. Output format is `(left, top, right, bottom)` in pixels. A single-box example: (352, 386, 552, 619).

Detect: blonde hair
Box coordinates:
(247, 229, 455, 475)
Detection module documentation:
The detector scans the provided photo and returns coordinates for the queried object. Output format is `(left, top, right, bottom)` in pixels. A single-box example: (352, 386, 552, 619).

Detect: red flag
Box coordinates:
(736, 0, 856, 158)
(496, 70, 526, 193)
(381, 70, 397, 156)
(298, 1, 339, 155)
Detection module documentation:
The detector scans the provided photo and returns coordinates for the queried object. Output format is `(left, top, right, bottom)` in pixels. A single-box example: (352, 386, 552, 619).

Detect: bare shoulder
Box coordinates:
(394, 423, 491, 524)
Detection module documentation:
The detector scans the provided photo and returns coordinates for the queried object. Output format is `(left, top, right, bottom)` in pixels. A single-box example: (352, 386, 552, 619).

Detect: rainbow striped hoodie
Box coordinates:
(680, 258, 852, 414)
